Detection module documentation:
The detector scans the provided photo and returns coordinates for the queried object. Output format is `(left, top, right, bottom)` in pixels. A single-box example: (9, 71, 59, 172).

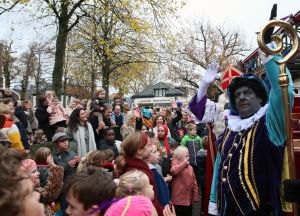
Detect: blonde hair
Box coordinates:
(95, 88, 105, 95)
(152, 140, 161, 153)
(87, 150, 106, 167)
(115, 170, 149, 198)
(186, 123, 197, 132)
(173, 146, 188, 159)
(0, 103, 10, 114)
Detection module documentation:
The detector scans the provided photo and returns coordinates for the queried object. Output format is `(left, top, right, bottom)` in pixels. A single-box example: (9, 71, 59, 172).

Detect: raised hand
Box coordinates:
(202, 62, 220, 84)
(258, 42, 275, 64)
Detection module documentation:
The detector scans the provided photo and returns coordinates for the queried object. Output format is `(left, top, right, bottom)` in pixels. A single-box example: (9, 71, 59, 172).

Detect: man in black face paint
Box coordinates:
(234, 86, 263, 119)
(189, 48, 294, 215)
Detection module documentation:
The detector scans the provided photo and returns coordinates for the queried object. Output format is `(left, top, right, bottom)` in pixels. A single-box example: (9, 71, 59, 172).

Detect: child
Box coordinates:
(29, 129, 52, 159)
(180, 123, 202, 179)
(170, 146, 199, 216)
(115, 170, 154, 201)
(147, 143, 171, 206)
(97, 128, 119, 159)
(52, 132, 80, 181)
(86, 150, 106, 167)
(47, 97, 68, 128)
(104, 196, 158, 216)
(45, 90, 55, 105)
(35, 147, 53, 187)
(21, 158, 64, 216)
(63, 167, 116, 216)
(103, 149, 115, 173)
(90, 88, 106, 123)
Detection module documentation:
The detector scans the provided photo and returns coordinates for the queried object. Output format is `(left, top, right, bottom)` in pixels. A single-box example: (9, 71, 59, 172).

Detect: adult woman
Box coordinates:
(157, 125, 175, 154)
(115, 132, 163, 216)
(35, 96, 56, 141)
(152, 115, 171, 138)
(66, 108, 97, 157)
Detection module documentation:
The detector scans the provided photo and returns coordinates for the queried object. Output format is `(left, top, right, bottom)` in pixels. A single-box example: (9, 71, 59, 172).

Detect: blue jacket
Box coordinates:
(150, 164, 170, 206)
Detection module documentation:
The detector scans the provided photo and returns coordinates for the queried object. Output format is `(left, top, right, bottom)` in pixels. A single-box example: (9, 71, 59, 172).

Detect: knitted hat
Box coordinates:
(104, 196, 154, 216)
(52, 132, 68, 143)
(227, 74, 268, 114)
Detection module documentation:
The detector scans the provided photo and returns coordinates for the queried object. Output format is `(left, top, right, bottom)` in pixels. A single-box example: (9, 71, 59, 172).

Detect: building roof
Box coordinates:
(132, 82, 185, 98)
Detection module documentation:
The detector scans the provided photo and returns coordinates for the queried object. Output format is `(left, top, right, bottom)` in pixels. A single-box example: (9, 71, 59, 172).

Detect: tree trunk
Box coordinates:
(3, 60, 10, 88)
(102, 66, 110, 101)
(21, 76, 28, 101)
(52, 18, 69, 98)
(63, 73, 67, 107)
(91, 70, 96, 97)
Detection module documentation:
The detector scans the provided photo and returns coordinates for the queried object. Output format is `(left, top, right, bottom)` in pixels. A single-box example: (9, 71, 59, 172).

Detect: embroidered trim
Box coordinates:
(226, 134, 245, 215)
(238, 136, 253, 213)
(227, 104, 268, 132)
(244, 128, 259, 209)
(251, 122, 260, 206)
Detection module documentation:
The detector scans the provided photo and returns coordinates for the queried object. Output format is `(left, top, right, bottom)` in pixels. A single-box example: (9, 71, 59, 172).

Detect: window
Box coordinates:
(154, 88, 167, 97)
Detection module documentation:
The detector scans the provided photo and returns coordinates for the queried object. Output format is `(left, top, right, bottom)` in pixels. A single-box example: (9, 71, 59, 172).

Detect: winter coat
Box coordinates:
(47, 104, 67, 125)
(170, 158, 199, 206)
(2, 116, 25, 153)
(35, 105, 55, 141)
(14, 120, 30, 150)
(150, 164, 170, 206)
(37, 165, 64, 216)
(181, 134, 202, 166)
(52, 148, 77, 181)
(14, 106, 28, 130)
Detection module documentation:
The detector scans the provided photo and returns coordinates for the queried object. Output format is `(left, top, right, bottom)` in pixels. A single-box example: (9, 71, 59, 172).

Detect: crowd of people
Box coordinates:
(0, 16, 299, 214)
(0, 87, 208, 216)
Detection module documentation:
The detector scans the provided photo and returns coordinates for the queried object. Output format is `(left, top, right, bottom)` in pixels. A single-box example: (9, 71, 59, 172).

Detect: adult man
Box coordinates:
(189, 47, 294, 216)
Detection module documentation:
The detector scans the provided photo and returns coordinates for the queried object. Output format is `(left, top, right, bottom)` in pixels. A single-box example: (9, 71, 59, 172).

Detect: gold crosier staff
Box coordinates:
(257, 19, 299, 214)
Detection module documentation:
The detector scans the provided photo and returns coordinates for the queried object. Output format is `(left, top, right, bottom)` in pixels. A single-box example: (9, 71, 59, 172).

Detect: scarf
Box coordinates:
(158, 125, 170, 153)
(73, 122, 97, 157)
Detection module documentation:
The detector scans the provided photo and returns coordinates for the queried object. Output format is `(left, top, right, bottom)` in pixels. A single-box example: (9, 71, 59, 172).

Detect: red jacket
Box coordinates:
(125, 156, 163, 216)
(170, 158, 199, 206)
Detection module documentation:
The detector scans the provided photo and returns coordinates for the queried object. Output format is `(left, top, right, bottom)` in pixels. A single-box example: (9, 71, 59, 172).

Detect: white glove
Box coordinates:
(258, 41, 275, 64)
(202, 62, 220, 84)
(196, 62, 220, 102)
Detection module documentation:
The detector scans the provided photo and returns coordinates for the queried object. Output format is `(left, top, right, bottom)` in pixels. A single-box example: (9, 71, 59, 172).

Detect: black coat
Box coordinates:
(35, 105, 55, 141)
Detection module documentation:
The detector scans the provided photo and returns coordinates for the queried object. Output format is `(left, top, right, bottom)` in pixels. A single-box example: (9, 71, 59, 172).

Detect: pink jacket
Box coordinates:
(170, 158, 199, 206)
(47, 104, 67, 125)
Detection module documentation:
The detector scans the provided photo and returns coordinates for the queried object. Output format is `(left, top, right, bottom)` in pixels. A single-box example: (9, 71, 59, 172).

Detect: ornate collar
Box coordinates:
(226, 104, 268, 132)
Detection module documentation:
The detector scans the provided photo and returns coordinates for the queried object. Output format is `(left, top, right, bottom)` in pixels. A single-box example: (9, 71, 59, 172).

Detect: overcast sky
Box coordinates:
(0, 1, 298, 53)
(179, 0, 298, 48)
